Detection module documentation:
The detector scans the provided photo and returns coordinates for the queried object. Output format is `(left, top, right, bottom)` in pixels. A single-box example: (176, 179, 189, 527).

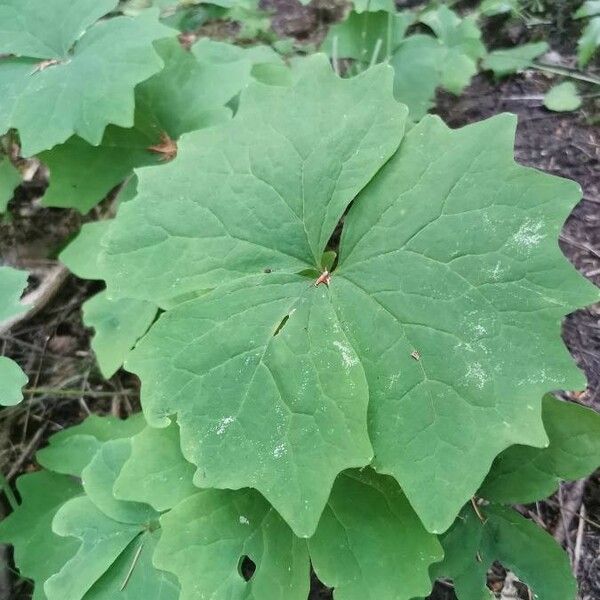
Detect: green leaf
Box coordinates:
(154, 488, 310, 600)
(543, 81, 582, 112)
(103, 56, 406, 305)
(0, 155, 20, 212)
(37, 413, 145, 476)
(127, 275, 374, 537)
(0, 265, 29, 321)
(389, 7, 484, 117)
(0, 471, 81, 600)
(578, 16, 600, 66)
(39, 37, 243, 212)
(574, 0, 600, 18)
(45, 496, 148, 600)
(84, 530, 179, 600)
(81, 438, 159, 524)
(479, 0, 519, 16)
(482, 42, 549, 77)
(352, 0, 395, 12)
(479, 395, 600, 503)
(59, 221, 112, 280)
(114, 423, 197, 511)
(0, 0, 118, 59)
(0, 355, 28, 405)
(432, 504, 576, 600)
(335, 113, 594, 532)
(309, 469, 442, 600)
(83, 290, 157, 378)
(390, 35, 446, 120)
(322, 10, 415, 62)
(102, 58, 595, 536)
(420, 5, 485, 62)
(0, 9, 173, 156)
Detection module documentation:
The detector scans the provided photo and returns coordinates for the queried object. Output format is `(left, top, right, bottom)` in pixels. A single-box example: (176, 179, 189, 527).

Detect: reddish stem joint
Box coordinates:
(314, 270, 331, 287)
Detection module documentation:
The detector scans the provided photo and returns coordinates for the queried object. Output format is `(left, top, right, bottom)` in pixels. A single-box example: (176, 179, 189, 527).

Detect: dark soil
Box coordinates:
(1, 1, 600, 599)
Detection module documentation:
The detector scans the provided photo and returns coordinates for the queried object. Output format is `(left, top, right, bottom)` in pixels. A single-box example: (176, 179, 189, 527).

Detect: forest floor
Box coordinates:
(0, 1, 599, 599)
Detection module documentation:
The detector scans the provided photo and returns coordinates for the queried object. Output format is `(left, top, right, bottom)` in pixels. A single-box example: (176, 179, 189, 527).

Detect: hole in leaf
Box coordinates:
(273, 314, 290, 337)
(238, 555, 256, 581)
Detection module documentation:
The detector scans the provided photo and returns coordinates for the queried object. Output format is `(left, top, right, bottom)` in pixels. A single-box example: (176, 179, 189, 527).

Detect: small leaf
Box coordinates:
(479, 394, 600, 503)
(82, 290, 157, 378)
(432, 504, 576, 600)
(309, 469, 442, 600)
(390, 6, 484, 116)
(0, 155, 20, 212)
(389, 35, 444, 119)
(574, 0, 600, 19)
(479, 0, 519, 16)
(322, 11, 415, 62)
(45, 496, 147, 600)
(0, 471, 81, 600)
(544, 82, 582, 112)
(482, 42, 549, 77)
(578, 17, 600, 67)
(0, 265, 30, 321)
(59, 221, 112, 281)
(114, 423, 197, 511)
(353, 0, 396, 12)
(154, 488, 310, 600)
(0, 356, 28, 406)
(85, 530, 179, 600)
(37, 413, 145, 476)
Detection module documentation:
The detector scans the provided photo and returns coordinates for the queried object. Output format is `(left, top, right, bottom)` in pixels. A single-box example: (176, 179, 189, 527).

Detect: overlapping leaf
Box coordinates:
(101, 54, 596, 537)
(104, 57, 405, 537)
(156, 488, 310, 600)
(36, 413, 145, 476)
(114, 423, 197, 511)
(479, 394, 600, 503)
(0, 471, 81, 600)
(431, 504, 576, 600)
(322, 10, 415, 62)
(82, 291, 157, 378)
(41, 38, 282, 212)
(0, 2, 173, 156)
(2, 416, 182, 600)
(309, 469, 442, 600)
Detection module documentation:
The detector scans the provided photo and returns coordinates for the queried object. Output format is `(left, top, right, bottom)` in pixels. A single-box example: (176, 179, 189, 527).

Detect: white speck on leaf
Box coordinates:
(512, 219, 545, 250)
(333, 341, 358, 370)
(216, 416, 234, 435)
(465, 362, 487, 389)
(239, 516, 249, 525)
(273, 442, 286, 458)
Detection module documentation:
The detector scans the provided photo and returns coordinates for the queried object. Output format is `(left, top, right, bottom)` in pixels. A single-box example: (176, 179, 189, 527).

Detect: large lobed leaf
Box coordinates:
(100, 55, 597, 537)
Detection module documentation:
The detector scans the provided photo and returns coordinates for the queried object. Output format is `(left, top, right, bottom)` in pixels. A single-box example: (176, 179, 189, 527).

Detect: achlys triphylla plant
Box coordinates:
(2, 55, 600, 600)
